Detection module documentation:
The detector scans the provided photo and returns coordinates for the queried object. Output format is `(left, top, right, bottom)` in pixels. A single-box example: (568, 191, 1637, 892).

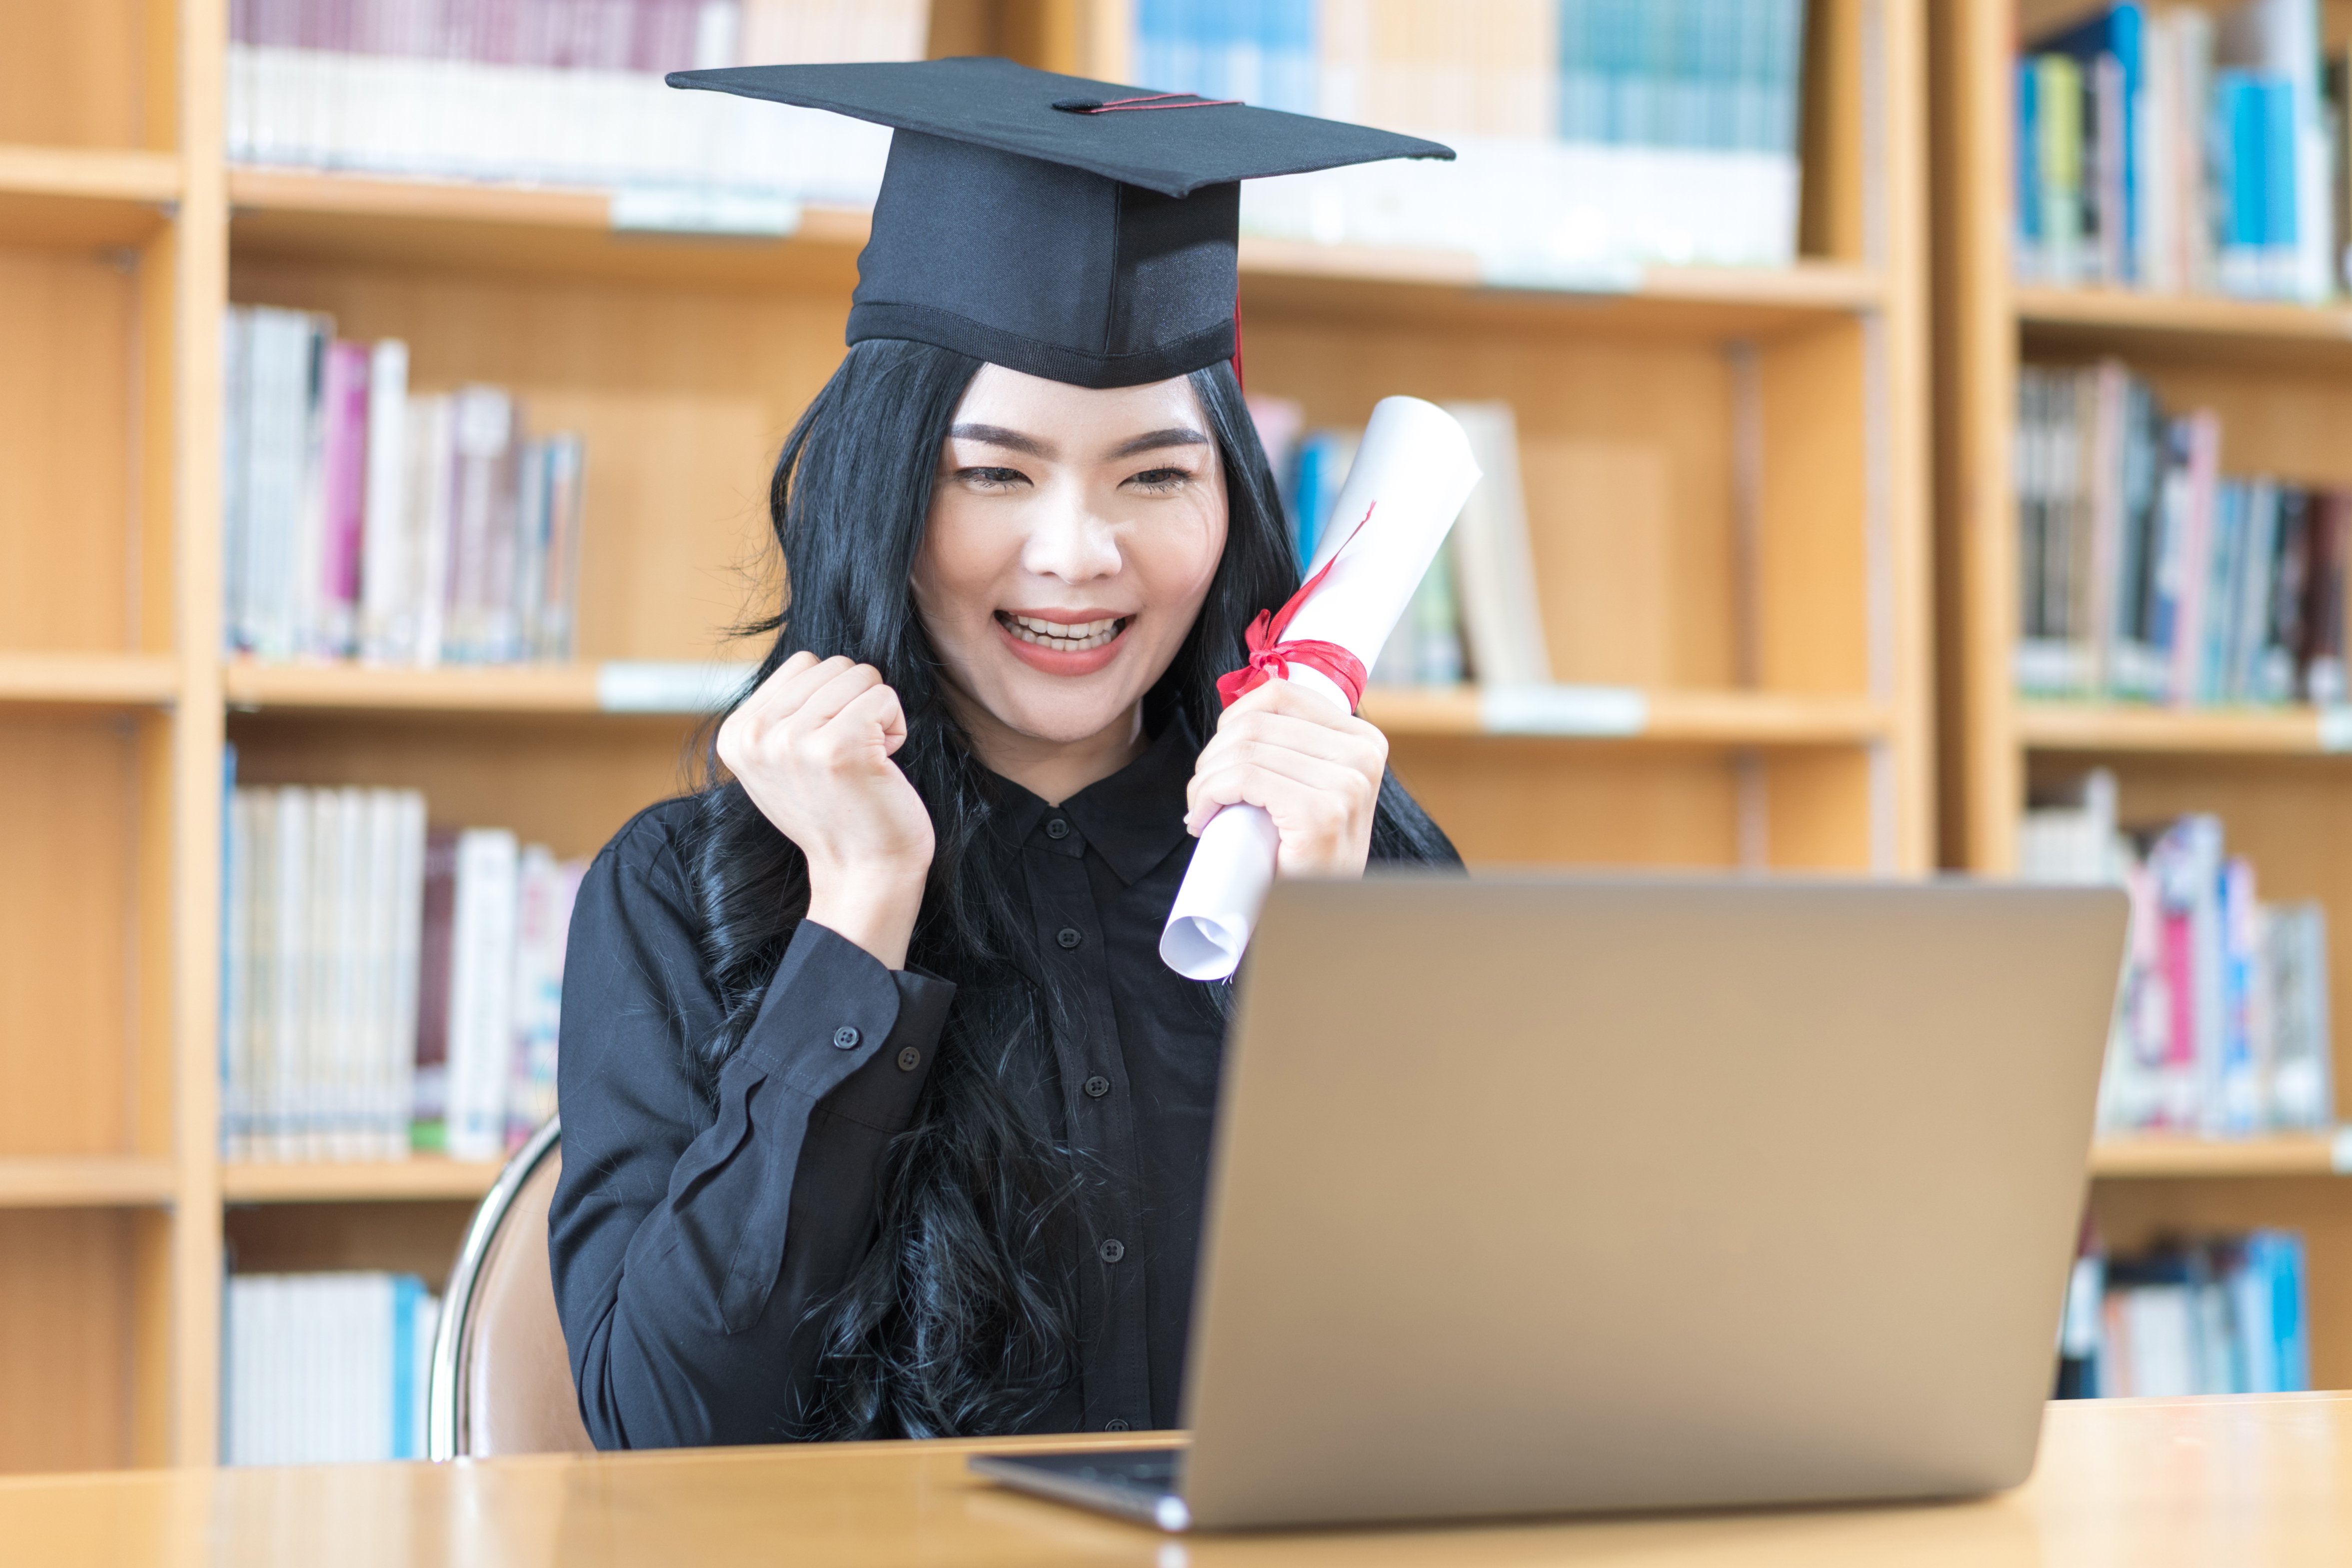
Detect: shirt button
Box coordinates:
(1104, 1418, 1131, 1432)
(1057, 927, 1083, 950)
(1083, 1074, 1111, 1099)
(1046, 817, 1071, 840)
(1098, 1238, 1126, 1264)
(831, 1025, 860, 1050)
(896, 1046, 922, 1072)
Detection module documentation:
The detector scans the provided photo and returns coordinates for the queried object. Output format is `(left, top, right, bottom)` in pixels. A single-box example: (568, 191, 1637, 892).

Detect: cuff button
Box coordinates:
(896, 1046, 922, 1071)
(832, 1025, 861, 1050)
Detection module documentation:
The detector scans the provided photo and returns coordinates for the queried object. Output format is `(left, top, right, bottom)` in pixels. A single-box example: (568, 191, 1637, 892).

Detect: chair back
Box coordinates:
(425, 1116, 593, 1459)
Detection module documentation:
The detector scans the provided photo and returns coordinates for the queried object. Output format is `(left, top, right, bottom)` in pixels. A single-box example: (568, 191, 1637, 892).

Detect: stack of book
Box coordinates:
(222, 781, 587, 1164)
(2014, 358, 2350, 705)
(2022, 772, 2334, 1139)
(223, 1272, 439, 1465)
(2015, 0, 2345, 299)
(1142, 0, 1809, 275)
(1247, 395, 1551, 689)
(225, 306, 586, 667)
(226, 0, 928, 208)
(2057, 1231, 2309, 1398)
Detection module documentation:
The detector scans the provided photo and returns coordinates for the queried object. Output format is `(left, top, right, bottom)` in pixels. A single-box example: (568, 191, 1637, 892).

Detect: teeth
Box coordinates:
(1005, 614, 1125, 652)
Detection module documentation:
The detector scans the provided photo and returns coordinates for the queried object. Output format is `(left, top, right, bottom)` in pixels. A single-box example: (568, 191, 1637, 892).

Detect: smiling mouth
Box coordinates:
(996, 612, 1129, 652)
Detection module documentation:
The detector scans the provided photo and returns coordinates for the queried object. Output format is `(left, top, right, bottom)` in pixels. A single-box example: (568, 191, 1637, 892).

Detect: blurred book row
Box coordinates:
(228, 0, 1811, 275)
(2014, 359, 2351, 706)
(2023, 772, 2332, 1139)
(223, 779, 586, 1164)
(227, 0, 925, 206)
(223, 1272, 440, 1465)
(2014, 0, 2348, 300)
(225, 306, 585, 667)
(1166, 0, 1811, 273)
(2056, 1229, 2310, 1399)
(1249, 396, 1552, 689)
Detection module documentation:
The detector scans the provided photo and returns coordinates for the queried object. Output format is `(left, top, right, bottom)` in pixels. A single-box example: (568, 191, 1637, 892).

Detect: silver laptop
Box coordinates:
(973, 874, 2127, 1531)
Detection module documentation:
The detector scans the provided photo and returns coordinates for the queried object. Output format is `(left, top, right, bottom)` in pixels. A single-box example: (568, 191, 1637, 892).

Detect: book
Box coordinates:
(2013, 360, 2347, 706)
(2017, 0, 2339, 302)
(226, 0, 926, 207)
(224, 789, 579, 1163)
(2069, 1230, 2310, 1398)
(223, 1271, 441, 1465)
(1443, 400, 1552, 687)
(2023, 787, 2335, 1136)
(223, 307, 587, 667)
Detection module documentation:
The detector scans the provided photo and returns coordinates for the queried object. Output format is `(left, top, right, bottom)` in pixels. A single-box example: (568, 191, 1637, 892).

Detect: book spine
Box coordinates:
(446, 827, 519, 1161)
(411, 829, 458, 1153)
(360, 338, 411, 663)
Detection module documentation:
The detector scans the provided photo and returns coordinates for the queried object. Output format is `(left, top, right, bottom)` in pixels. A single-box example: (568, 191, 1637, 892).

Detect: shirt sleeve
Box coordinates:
(548, 811, 955, 1449)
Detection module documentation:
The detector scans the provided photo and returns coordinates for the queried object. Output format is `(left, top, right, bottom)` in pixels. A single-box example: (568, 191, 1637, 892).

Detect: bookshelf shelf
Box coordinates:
(2017, 285, 2352, 349)
(226, 661, 607, 714)
(223, 166, 1888, 334)
(0, 653, 178, 707)
(222, 1160, 505, 1205)
(0, 1157, 176, 1209)
(1361, 687, 1896, 746)
(2090, 1135, 2350, 1181)
(0, 144, 178, 247)
(2017, 703, 2348, 756)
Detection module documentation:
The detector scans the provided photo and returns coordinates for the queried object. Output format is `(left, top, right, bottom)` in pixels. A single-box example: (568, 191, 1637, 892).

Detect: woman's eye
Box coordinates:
(1126, 467, 1192, 494)
(958, 466, 1029, 491)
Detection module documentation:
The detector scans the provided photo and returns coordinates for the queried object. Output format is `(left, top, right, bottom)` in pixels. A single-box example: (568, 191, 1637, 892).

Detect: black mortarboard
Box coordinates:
(666, 56, 1452, 387)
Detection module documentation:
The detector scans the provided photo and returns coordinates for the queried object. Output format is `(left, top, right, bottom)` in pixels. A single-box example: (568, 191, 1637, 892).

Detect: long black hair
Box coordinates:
(678, 337, 1458, 1439)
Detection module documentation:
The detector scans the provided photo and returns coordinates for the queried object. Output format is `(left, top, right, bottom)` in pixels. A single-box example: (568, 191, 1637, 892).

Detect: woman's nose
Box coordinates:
(1019, 484, 1123, 583)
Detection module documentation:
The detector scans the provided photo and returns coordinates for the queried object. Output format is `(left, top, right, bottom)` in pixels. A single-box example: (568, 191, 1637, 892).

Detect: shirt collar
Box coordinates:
(985, 711, 1200, 887)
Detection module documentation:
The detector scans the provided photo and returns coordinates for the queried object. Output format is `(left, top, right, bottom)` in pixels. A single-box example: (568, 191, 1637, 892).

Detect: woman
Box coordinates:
(550, 57, 1459, 1448)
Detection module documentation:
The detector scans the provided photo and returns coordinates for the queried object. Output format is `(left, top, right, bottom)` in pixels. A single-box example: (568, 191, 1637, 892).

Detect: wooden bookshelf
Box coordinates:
(1934, 0, 2352, 1389)
(0, 0, 1929, 1471)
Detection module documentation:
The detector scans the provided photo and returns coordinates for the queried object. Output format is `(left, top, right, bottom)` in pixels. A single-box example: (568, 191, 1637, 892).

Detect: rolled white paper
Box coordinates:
(1160, 395, 1483, 980)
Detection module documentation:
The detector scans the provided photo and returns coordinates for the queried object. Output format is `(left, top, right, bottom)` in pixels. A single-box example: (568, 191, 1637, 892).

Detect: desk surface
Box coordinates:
(6, 1395, 2351, 1566)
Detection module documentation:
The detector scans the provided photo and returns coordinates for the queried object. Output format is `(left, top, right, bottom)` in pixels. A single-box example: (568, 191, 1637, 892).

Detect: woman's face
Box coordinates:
(913, 363, 1229, 749)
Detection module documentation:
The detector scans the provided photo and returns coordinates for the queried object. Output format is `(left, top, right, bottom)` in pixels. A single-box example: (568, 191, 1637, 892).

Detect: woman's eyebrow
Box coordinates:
(948, 422, 1053, 458)
(1107, 427, 1211, 459)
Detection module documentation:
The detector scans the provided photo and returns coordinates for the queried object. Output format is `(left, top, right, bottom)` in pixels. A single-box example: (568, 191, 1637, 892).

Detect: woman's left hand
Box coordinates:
(1184, 680, 1387, 878)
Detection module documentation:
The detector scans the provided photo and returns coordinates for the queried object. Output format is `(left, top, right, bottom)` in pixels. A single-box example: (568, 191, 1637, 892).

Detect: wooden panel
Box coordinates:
(1929, 0, 2024, 874)
(1761, 747, 1878, 871)
(0, 243, 137, 653)
(226, 711, 706, 863)
(1757, 317, 1870, 694)
(1386, 739, 1740, 867)
(1247, 317, 1740, 690)
(0, 0, 161, 150)
(0, 1209, 136, 1473)
(2092, 1176, 2352, 1393)
(224, 1160, 502, 1205)
(2029, 754, 2352, 1134)
(224, 1202, 477, 1295)
(227, 258, 842, 662)
(0, 714, 142, 1158)
(1797, 0, 1871, 263)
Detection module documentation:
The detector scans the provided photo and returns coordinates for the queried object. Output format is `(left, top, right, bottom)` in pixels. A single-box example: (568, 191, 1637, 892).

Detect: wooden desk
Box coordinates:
(6, 1395, 2351, 1565)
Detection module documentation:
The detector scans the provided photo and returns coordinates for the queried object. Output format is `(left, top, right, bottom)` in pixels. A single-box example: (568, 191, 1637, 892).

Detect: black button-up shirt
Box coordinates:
(549, 719, 1395, 1447)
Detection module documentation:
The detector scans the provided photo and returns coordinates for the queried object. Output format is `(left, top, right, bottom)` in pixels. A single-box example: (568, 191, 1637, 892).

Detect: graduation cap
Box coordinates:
(666, 56, 1453, 388)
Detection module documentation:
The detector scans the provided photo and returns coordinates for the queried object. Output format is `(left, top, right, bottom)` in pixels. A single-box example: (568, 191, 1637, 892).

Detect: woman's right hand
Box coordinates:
(716, 651, 934, 969)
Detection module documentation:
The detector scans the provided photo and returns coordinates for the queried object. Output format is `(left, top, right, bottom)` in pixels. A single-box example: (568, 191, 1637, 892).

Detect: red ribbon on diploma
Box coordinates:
(1216, 503, 1376, 711)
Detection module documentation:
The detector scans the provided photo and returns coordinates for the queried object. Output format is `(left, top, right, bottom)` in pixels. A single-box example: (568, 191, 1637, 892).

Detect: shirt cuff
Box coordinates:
(737, 920, 954, 1103)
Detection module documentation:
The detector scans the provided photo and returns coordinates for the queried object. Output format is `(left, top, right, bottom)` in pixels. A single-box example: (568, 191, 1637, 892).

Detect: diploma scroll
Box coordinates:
(1160, 396, 1483, 980)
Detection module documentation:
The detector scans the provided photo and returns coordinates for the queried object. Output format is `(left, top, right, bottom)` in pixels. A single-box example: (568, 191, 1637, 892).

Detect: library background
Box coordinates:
(0, 0, 2339, 1470)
